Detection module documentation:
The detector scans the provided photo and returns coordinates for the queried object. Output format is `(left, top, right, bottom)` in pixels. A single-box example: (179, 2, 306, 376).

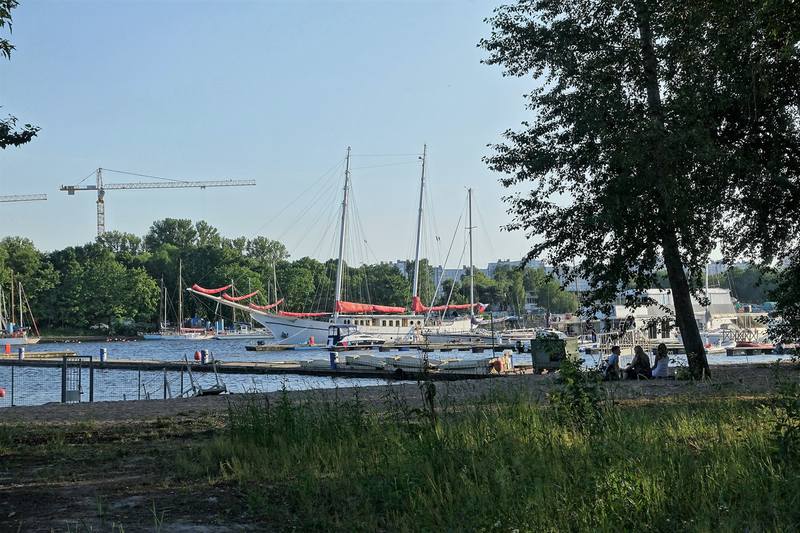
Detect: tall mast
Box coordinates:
(333, 147, 351, 322)
(18, 281, 23, 327)
(160, 277, 166, 328)
(468, 188, 475, 319)
(411, 144, 427, 303)
(178, 258, 183, 333)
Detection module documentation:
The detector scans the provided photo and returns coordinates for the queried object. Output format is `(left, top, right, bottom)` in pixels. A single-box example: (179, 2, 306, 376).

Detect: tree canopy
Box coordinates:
(482, 0, 800, 377)
(0, 1, 38, 149)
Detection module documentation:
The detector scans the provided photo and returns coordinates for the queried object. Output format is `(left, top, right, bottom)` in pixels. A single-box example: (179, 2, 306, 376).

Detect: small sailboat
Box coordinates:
(0, 278, 40, 346)
(143, 260, 212, 340)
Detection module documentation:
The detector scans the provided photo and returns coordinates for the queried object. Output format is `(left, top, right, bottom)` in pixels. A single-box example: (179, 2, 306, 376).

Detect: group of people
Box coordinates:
(602, 343, 671, 380)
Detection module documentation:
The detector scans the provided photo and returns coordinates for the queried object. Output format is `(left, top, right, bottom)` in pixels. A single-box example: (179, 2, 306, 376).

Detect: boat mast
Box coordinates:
(333, 147, 351, 322)
(468, 188, 475, 320)
(178, 258, 183, 333)
(18, 281, 23, 328)
(411, 144, 427, 304)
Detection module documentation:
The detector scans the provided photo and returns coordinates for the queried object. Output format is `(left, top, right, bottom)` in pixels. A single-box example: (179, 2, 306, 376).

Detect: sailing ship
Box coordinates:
(143, 259, 212, 340)
(188, 146, 485, 344)
(0, 279, 40, 346)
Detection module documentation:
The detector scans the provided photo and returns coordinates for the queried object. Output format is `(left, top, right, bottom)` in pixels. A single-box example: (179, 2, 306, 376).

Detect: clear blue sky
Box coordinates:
(0, 0, 534, 267)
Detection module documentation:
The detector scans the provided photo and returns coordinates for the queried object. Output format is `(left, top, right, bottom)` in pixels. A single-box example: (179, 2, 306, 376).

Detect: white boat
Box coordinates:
(0, 278, 40, 346)
(145, 259, 212, 341)
(188, 146, 484, 344)
(213, 324, 273, 341)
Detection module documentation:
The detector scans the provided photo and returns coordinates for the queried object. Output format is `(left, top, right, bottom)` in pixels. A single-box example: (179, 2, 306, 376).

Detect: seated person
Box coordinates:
(625, 345, 652, 380)
(652, 343, 671, 378)
(603, 345, 621, 380)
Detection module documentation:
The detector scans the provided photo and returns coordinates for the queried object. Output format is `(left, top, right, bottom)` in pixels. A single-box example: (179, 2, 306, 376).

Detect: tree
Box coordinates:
(482, 0, 800, 378)
(144, 218, 198, 250)
(767, 252, 800, 343)
(1, 1, 38, 149)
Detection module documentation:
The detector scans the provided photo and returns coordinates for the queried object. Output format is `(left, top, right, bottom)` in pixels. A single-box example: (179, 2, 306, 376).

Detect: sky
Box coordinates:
(0, 0, 536, 267)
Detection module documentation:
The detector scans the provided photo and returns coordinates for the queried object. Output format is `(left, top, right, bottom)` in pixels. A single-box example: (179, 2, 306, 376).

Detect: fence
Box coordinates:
(0, 356, 226, 408)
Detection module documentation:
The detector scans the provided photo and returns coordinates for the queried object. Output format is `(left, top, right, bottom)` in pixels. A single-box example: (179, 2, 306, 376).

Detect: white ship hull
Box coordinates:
(143, 331, 212, 341)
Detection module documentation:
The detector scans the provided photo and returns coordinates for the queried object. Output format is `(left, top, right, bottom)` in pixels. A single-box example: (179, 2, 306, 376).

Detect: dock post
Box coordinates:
(329, 350, 338, 370)
(180, 370, 184, 397)
(61, 356, 67, 403)
(100, 348, 108, 363)
(137, 370, 141, 400)
(17, 347, 24, 360)
(163, 368, 168, 400)
(10, 366, 14, 407)
(89, 358, 94, 403)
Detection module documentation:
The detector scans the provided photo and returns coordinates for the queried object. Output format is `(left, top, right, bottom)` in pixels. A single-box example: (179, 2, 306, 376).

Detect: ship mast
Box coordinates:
(333, 147, 351, 322)
(411, 144, 427, 305)
(178, 258, 183, 333)
(468, 188, 475, 321)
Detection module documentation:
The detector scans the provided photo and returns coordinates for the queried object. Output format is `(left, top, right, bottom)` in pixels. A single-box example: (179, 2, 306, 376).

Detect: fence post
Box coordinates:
(61, 356, 68, 403)
(137, 370, 141, 400)
(10, 365, 14, 407)
(180, 369, 184, 397)
(89, 358, 94, 403)
(163, 368, 167, 400)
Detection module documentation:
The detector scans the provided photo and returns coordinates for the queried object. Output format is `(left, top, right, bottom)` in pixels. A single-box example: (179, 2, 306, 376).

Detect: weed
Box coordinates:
(548, 356, 606, 433)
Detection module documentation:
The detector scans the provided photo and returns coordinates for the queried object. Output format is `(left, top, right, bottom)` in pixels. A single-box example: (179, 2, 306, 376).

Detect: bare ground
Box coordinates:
(0, 363, 797, 531)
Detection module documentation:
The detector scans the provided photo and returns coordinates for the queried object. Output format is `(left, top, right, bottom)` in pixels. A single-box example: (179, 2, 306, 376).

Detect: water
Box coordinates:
(0, 339, 790, 408)
(0, 338, 409, 408)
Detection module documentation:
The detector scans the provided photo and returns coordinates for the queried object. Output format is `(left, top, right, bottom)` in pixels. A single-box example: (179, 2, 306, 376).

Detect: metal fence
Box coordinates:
(0, 357, 223, 407)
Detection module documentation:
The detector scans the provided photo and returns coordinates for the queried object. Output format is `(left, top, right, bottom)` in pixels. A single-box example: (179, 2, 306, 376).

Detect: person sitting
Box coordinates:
(652, 343, 671, 378)
(603, 345, 621, 380)
(625, 345, 652, 380)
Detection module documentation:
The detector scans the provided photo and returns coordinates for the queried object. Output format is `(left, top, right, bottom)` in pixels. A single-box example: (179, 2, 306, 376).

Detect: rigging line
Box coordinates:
(351, 161, 421, 171)
(273, 177, 340, 245)
(101, 168, 194, 183)
(250, 156, 345, 236)
(427, 232, 469, 325)
(426, 198, 467, 309)
(350, 153, 422, 157)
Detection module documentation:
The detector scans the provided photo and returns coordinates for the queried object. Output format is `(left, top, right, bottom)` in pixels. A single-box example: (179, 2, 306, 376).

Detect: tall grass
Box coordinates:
(179, 387, 800, 532)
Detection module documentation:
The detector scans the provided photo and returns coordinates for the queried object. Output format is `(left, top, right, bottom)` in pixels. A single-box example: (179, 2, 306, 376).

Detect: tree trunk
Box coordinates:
(662, 231, 711, 378)
(635, 0, 710, 378)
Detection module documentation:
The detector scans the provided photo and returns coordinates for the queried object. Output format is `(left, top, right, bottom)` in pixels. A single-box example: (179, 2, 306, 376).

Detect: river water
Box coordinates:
(0, 338, 791, 408)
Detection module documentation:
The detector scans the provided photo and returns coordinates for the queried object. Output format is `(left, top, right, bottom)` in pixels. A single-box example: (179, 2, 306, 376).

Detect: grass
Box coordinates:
(177, 386, 800, 532)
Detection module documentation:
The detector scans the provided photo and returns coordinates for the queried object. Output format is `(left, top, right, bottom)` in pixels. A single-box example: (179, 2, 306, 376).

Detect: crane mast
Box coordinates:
(61, 168, 257, 236)
(0, 194, 47, 203)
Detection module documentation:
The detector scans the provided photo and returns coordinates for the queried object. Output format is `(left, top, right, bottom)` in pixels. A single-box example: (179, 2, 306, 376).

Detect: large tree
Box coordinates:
(482, 0, 800, 378)
(1, 0, 38, 149)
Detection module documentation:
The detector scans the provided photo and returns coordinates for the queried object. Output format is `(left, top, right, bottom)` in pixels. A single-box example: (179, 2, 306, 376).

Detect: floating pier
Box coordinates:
(245, 342, 522, 354)
(0, 355, 529, 382)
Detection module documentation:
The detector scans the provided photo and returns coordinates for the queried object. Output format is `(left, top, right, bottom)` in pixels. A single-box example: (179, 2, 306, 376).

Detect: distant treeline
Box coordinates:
(0, 218, 580, 333)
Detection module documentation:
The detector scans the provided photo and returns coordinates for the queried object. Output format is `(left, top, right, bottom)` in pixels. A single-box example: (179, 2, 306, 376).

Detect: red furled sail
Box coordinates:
(411, 296, 486, 314)
(335, 300, 406, 314)
(222, 290, 260, 302)
(191, 283, 232, 295)
(278, 310, 329, 318)
(248, 299, 284, 311)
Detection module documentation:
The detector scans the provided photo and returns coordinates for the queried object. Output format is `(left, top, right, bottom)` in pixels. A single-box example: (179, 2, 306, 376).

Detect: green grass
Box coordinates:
(178, 387, 800, 532)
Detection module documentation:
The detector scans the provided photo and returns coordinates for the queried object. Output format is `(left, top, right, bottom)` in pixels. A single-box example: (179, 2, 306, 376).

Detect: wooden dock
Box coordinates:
(0, 356, 529, 382)
(726, 346, 776, 357)
(245, 342, 521, 354)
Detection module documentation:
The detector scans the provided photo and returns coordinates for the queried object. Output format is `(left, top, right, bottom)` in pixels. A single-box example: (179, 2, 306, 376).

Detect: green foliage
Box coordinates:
(481, 0, 800, 376)
(0, 0, 38, 149)
(549, 356, 605, 433)
(180, 394, 800, 531)
(770, 252, 800, 343)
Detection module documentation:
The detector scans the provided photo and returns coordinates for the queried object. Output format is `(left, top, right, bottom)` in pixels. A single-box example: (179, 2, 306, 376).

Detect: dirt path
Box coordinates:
(0, 363, 795, 424)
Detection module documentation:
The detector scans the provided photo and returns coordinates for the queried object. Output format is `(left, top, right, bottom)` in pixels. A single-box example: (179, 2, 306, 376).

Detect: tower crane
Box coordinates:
(60, 168, 257, 236)
(0, 194, 47, 203)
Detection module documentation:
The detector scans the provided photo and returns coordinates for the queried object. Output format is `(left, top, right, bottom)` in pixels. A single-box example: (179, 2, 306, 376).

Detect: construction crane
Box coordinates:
(60, 168, 257, 236)
(0, 194, 47, 203)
